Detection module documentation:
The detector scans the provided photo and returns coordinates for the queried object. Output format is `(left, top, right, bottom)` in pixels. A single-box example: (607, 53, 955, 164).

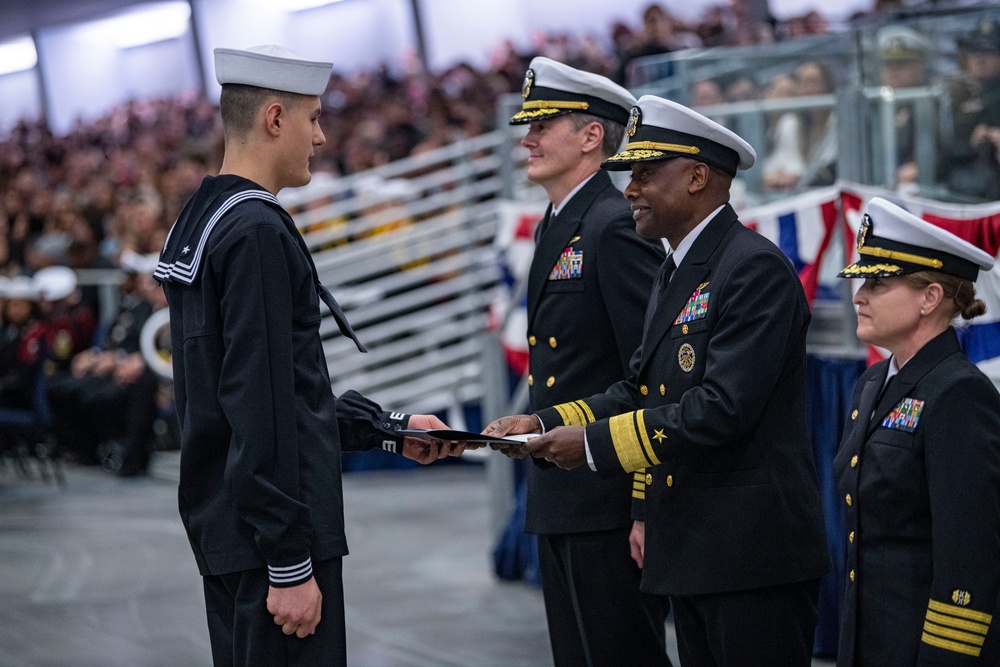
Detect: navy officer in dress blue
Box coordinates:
(509, 57, 669, 667)
(486, 95, 830, 665)
(834, 197, 1000, 666)
(157, 45, 457, 667)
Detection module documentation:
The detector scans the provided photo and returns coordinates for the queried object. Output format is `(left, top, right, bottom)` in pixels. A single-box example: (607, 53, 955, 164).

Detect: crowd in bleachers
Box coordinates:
(2, 1, 1000, 477)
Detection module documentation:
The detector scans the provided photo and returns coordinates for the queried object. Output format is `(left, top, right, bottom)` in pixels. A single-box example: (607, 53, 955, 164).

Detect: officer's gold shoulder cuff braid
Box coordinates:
(921, 599, 992, 657)
(609, 410, 661, 472)
(553, 400, 595, 426)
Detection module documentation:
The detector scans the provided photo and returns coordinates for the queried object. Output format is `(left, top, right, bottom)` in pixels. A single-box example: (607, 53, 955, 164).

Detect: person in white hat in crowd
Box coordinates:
(834, 197, 1000, 665)
(486, 94, 830, 664)
(46, 253, 163, 475)
(0, 276, 47, 412)
(33, 265, 96, 379)
(154, 45, 458, 665)
(876, 24, 936, 186)
(504, 57, 670, 667)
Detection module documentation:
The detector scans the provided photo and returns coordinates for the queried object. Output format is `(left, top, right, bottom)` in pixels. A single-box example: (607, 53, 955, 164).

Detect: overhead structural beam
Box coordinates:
(408, 0, 430, 76)
(187, 0, 207, 97)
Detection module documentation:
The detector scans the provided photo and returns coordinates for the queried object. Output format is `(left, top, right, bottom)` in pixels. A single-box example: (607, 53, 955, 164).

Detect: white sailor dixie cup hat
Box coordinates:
(839, 197, 995, 281)
(509, 57, 636, 126)
(602, 95, 756, 177)
(214, 45, 333, 96)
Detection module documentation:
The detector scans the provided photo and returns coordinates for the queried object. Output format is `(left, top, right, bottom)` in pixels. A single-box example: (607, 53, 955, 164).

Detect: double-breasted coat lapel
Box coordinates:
(639, 205, 737, 376)
(525, 174, 607, 321)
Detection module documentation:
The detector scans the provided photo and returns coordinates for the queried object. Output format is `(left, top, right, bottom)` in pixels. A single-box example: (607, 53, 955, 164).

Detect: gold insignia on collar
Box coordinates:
(626, 106, 641, 138)
(857, 214, 871, 252)
(952, 589, 972, 606)
(522, 69, 534, 99)
(678, 343, 695, 373)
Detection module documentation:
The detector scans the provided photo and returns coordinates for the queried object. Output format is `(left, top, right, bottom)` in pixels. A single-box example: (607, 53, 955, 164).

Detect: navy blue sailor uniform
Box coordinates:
(834, 329, 1000, 665)
(156, 174, 410, 593)
(535, 204, 831, 600)
(525, 168, 669, 666)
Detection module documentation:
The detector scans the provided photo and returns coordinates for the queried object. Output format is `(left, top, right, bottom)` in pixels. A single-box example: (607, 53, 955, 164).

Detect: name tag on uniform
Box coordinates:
(674, 282, 710, 325)
(881, 397, 924, 432)
(549, 247, 583, 280)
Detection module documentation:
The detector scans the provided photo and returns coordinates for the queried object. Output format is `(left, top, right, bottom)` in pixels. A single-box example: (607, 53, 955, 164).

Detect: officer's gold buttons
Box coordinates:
(851, 409, 858, 420)
(666, 475, 674, 487)
(528, 335, 536, 346)
(846, 493, 853, 506)
(660, 384, 666, 395)
(546, 376, 555, 387)
(549, 337, 557, 348)
(849, 531, 855, 544)
(850, 569, 855, 582)
(645, 473, 653, 485)
(851, 455, 858, 468)
(640, 385, 648, 395)
(528, 374, 534, 386)
(682, 324, 689, 335)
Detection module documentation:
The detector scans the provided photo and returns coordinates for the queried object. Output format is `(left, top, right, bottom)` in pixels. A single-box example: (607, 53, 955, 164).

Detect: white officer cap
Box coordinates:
(214, 45, 332, 96)
(509, 57, 636, 126)
(33, 265, 77, 301)
(119, 249, 162, 275)
(1, 275, 38, 301)
(602, 94, 756, 176)
(877, 25, 934, 61)
(839, 197, 995, 281)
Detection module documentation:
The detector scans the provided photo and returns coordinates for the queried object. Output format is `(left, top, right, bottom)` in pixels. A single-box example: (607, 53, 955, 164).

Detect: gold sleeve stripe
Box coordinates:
(609, 412, 653, 472)
(554, 401, 587, 426)
(632, 491, 645, 500)
(925, 610, 990, 635)
(634, 410, 662, 466)
(928, 599, 993, 624)
(576, 401, 596, 424)
(633, 481, 646, 491)
(923, 621, 986, 646)
(921, 632, 981, 657)
(553, 403, 573, 426)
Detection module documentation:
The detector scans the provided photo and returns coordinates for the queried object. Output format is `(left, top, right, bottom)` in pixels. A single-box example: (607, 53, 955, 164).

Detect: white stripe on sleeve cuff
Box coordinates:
(268, 558, 313, 586)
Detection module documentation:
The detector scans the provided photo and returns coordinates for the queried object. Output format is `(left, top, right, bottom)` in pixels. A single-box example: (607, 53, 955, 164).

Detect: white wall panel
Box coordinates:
(0, 69, 41, 132)
(38, 15, 199, 134)
(193, 0, 415, 100)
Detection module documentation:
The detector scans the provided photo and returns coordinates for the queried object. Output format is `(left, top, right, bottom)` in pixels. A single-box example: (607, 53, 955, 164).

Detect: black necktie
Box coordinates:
(643, 254, 677, 335)
(282, 213, 368, 353)
(317, 283, 367, 353)
(662, 254, 677, 286)
(535, 207, 556, 242)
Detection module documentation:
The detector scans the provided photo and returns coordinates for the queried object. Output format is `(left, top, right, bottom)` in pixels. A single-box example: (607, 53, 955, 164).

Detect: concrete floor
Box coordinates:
(0, 453, 835, 667)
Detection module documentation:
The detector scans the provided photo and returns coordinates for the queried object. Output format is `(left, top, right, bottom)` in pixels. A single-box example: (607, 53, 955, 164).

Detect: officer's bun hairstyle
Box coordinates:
(903, 270, 987, 320)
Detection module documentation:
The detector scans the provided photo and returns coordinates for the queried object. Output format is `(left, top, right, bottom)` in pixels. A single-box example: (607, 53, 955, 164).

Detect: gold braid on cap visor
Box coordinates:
(858, 245, 944, 269)
(604, 141, 701, 162)
(521, 100, 590, 111)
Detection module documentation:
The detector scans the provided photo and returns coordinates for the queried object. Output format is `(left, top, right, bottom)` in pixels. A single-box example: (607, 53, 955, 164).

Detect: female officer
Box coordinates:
(835, 196, 1000, 665)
